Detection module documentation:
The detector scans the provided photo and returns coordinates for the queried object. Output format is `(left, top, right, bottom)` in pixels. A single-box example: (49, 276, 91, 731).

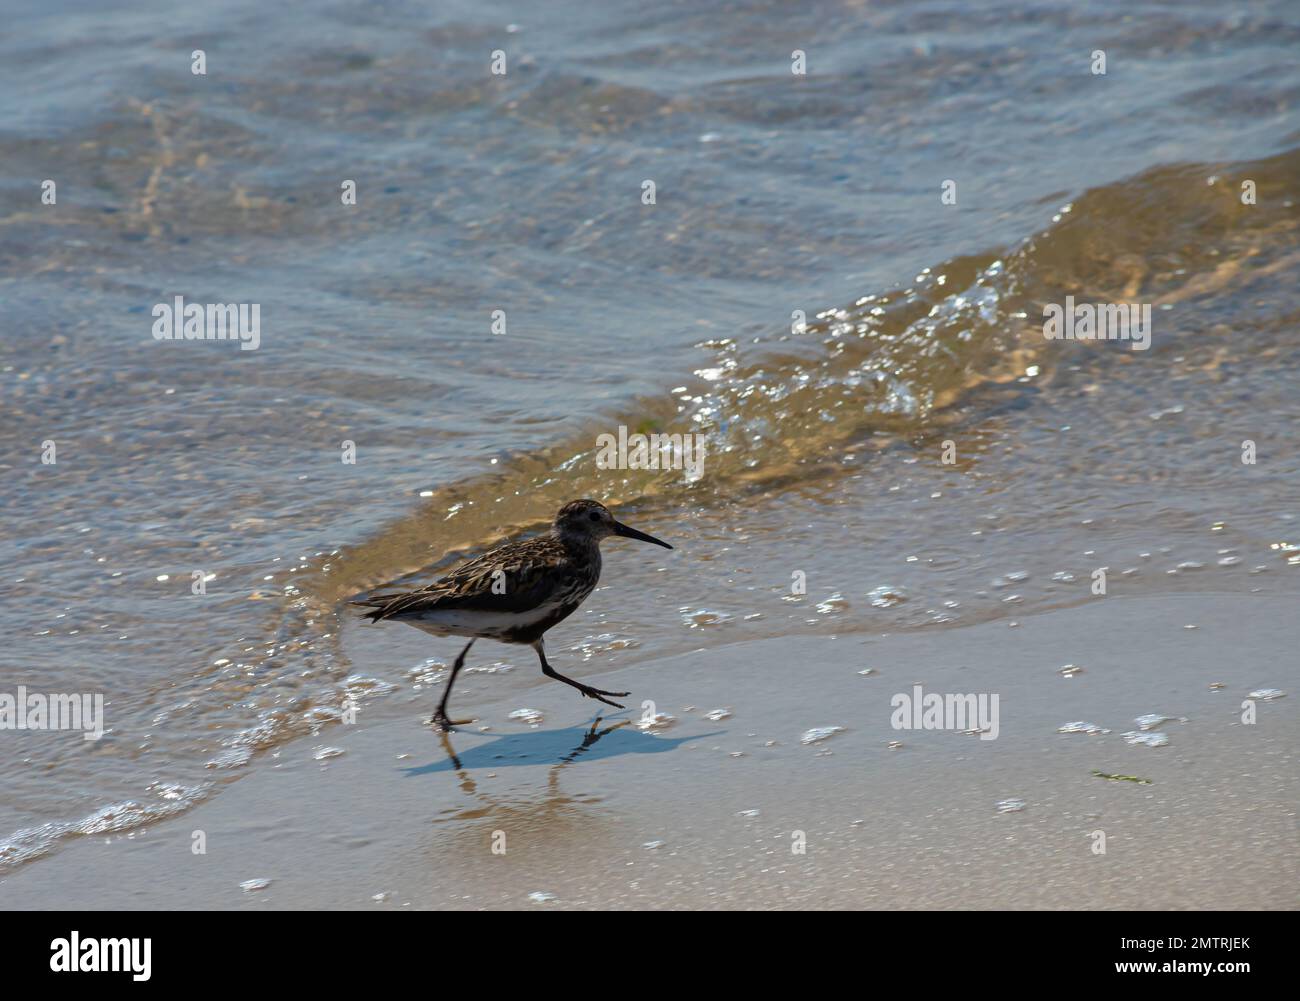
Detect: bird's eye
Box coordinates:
(588, 511, 602, 522)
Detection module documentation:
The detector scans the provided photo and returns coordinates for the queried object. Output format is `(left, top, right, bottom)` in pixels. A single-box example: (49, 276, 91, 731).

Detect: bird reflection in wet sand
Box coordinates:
(408, 719, 723, 865)
(439, 717, 632, 778)
(404, 715, 710, 779)
(353, 500, 672, 730)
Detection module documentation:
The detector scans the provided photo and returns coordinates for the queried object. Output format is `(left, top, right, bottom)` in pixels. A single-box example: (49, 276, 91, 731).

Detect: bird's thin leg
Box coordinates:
(432, 639, 476, 731)
(533, 641, 629, 709)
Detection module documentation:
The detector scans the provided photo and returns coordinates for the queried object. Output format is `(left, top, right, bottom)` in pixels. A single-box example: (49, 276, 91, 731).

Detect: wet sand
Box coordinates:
(4, 592, 1293, 910)
(4, 0, 1297, 876)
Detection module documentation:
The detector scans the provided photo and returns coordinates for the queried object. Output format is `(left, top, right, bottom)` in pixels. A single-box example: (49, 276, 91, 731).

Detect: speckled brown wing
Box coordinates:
(353, 535, 587, 622)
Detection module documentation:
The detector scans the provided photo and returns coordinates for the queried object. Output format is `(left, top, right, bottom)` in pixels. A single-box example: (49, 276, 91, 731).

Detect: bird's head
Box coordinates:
(553, 499, 672, 549)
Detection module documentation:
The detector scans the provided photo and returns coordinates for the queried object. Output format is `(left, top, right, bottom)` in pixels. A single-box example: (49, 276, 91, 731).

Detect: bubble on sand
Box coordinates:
(240, 878, 272, 892)
(681, 608, 733, 628)
(636, 713, 677, 731)
(528, 891, 556, 904)
(816, 593, 849, 614)
(313, 746, 345, 761)
(1134, 713, 1186, 730)
(867, 585, 907, 608)
(703, 708, 732, 721)
(996, 799, 1026, 814)
(1246, 689, 1286, 701)
(509, 708, 544, 725)
(801, 726, 844, 745)
(1058, 664, 1084, 678)
(1122, 731, 1169, 748)
(1058, 721, 1111, 735)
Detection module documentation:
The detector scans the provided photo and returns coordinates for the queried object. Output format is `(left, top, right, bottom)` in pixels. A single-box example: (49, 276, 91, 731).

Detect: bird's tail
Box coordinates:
(350, 595, 398, 622)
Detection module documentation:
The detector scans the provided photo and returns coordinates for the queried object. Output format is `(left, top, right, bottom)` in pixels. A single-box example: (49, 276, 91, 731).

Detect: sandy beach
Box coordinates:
(3, 0, 1297, 916)
(5, 592, 1292, 910)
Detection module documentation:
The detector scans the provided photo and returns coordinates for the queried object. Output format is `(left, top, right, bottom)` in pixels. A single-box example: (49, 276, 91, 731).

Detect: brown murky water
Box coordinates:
(1, 0, 1297, 877)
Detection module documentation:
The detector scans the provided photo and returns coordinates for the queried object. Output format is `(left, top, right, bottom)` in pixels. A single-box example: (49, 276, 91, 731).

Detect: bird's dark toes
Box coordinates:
(431, 712, 473, 731)
(581, 689, 625, 709)
(586, 685, 630, 698)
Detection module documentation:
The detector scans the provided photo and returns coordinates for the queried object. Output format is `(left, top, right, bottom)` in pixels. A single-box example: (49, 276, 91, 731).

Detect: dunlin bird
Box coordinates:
(353, 499, 672, 730)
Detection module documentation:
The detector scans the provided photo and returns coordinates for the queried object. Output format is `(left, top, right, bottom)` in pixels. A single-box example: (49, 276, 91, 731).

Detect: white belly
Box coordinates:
(404, 602, 562, 640)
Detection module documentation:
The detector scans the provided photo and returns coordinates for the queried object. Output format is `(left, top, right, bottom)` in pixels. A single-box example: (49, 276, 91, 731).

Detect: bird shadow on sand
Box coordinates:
(401, 715, 722, 776)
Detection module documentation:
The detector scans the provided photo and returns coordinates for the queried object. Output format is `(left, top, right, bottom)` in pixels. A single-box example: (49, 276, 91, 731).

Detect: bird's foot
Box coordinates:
(431, 710, 474, 731)
(578, 686, 629, 709)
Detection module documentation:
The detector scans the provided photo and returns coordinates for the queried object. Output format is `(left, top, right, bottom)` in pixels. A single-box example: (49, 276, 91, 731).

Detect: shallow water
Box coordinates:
(1, 0, 1297, 876)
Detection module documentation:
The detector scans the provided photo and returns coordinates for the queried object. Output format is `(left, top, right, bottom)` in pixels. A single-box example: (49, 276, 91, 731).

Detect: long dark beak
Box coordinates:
(612, 520, 673, 549)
